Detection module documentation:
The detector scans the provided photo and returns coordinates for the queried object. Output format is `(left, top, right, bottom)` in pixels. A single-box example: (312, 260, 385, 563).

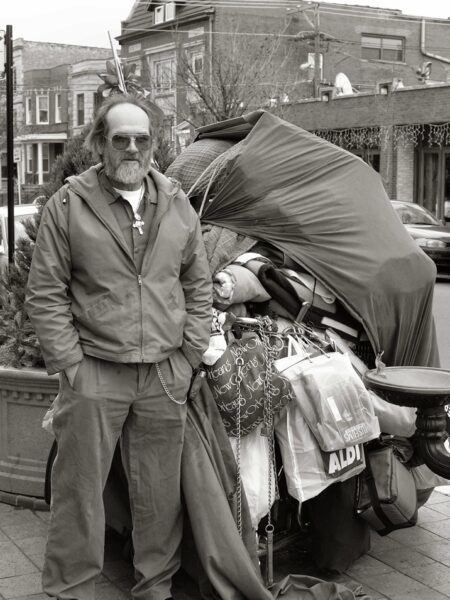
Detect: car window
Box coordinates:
(2, 212, 35, 247)
(394, 204, 440, 226)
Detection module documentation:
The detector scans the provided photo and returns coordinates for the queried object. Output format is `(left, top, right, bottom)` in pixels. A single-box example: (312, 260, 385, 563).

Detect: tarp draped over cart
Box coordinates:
(192, 110, 439, 368)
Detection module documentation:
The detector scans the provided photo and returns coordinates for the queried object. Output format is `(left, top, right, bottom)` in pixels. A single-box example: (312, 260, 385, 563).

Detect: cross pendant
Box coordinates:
(133, 213, 144, 235)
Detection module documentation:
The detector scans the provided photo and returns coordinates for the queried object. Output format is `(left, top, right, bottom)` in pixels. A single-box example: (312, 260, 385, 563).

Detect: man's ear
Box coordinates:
(94, 138, 106, 162)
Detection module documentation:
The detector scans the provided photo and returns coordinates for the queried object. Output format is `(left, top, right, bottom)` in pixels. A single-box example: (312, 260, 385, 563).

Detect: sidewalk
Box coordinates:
(1, 487, 450, 600)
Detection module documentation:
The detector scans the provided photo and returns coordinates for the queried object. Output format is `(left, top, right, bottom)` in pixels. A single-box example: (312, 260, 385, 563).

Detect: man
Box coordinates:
(25, 94, 212, 600)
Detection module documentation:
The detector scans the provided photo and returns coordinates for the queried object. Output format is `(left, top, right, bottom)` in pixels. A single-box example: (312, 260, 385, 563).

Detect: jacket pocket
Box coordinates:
(79, 294, 113, 320)
(157, 349, 192, 403)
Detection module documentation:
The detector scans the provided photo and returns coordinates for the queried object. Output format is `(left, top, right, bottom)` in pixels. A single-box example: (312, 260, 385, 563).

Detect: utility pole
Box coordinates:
(5, 25, 15, 265)
(289, 2, 322, 98)
(313, 4, 321, 98)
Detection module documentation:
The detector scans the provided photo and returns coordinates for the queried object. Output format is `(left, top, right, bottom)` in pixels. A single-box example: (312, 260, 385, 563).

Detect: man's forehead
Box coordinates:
(106, 103, 151, 133)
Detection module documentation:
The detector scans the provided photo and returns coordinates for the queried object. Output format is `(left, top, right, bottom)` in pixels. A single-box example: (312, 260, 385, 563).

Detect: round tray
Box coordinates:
(363, 366, 450, 408)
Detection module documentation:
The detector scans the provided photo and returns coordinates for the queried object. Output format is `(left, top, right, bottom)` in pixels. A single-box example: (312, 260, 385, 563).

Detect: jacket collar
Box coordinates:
(65, 164, 181, 260)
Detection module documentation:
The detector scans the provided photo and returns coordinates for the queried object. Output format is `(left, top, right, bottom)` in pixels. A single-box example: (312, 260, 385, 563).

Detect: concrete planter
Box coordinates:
(0, 367, 58, 506)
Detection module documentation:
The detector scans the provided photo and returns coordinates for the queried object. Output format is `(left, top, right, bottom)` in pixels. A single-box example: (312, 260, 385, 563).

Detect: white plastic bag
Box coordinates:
(368, 390, 416, 437)
(42, 393, 62, 435)
(277, 352, 380, 451)
(275, 402, 365, 503)
(229, 423, 276, 528)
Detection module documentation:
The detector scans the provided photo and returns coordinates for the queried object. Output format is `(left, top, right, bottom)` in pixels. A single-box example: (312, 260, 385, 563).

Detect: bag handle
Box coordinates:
(360, 446, 396, 535)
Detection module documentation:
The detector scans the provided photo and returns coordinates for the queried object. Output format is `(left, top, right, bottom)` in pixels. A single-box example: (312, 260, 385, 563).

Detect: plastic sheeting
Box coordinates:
(193, 110, 439, 368)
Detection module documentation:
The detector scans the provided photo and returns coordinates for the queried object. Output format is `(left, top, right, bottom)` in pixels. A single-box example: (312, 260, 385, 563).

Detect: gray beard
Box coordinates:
(104, 158, 151, 185)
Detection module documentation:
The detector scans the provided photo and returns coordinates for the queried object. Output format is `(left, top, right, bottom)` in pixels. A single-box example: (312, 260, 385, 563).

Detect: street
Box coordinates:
(434, 280, 450, 369)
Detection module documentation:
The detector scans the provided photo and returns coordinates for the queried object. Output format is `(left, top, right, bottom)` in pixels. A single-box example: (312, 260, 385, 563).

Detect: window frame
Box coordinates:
(191, 52, 204, 77)
(154, 5, 165, 24)
(361, 34, 405, 63)
(25, 97, 32, 125)
(36, 94, 49, 124)
(165, 2, 175, 21)
(42, 143, 50, 173)
(76, 93, 85, 126)
(55, 93, 62, 123)
(163, 115, 175, 142)
(26, 144, 33, 174)
(154, 2, 175, 24)
(154, 57, 176, 93)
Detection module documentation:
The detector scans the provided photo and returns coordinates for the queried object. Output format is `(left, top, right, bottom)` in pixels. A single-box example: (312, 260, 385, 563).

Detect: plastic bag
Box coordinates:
(368, 390, 416, 437)
(277, 352, 380, 451)
(229, 423, 276, 528)
(275, 403, 365, 503)
(42, 393, 62, 435)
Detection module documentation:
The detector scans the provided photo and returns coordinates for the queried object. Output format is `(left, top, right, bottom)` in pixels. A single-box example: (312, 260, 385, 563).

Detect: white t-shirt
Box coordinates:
(114, 186, 144, 214)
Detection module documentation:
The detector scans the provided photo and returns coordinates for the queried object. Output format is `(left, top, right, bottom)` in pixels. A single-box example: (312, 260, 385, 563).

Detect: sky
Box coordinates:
(1, 0, 449, 48)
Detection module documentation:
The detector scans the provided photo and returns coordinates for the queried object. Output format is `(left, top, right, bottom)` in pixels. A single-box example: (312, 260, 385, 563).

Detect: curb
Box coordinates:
(0, 490, 49, 511)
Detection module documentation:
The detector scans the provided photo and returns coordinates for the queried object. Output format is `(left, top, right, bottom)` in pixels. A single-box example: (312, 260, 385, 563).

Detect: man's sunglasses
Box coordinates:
(106, 134, 152, 151)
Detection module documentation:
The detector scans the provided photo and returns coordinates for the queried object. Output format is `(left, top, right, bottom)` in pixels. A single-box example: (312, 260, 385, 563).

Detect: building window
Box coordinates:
(36, 95, 49, 124)
(26, 144, 33, 173)
(351, 149, 381, 173)
(192, 52, 204, 78)
(154, 58, 176, 92)
(25, 97, 32, 125)
(76, 94, 85, 126)
(154, 2, 175, 24)
(154, 5, 165, 24)
(163, 116, 174, 142)
(55, 93, 62, 123)
(42, 143, 49, 173)
(361, 35, 404, 62)
(165, 2, 175, 21)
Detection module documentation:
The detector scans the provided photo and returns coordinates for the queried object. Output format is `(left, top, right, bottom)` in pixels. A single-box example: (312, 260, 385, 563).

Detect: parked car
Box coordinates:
(0, 204, 38, 267)
(392, 200, 450, 278)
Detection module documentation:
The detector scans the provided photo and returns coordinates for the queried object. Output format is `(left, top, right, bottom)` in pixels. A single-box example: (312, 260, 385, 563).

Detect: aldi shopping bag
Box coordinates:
(275, 402, 365, 503)
(277, 352, 380, 451)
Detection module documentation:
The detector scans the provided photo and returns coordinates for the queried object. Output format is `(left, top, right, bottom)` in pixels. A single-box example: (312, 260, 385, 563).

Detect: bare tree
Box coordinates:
(175, 26, 305, 128)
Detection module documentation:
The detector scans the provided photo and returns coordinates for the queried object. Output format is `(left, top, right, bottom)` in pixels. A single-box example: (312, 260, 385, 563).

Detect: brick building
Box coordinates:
(0, 39, 112, 202)
(292, 3, 450, 91)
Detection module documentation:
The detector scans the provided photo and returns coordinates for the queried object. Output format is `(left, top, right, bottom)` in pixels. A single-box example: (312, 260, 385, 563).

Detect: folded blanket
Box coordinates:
(213, 264, 271, 309)
(258, 264, 362, 339)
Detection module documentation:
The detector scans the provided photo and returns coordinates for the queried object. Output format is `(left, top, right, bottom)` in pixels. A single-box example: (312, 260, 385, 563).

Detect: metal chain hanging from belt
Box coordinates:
(258, 316, 278, 587)
(234, 340, 245, 538)
(233, 316, 279, 587)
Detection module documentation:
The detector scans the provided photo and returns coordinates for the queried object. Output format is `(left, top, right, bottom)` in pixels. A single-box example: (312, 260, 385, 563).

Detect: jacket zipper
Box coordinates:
(137, 273, 144, 361)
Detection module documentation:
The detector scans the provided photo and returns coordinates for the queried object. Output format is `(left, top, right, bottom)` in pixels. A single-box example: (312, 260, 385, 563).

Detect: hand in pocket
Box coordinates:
(64, 361, 82, 388)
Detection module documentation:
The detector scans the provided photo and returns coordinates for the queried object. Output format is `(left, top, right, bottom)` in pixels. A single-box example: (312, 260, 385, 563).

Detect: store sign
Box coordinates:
(320, 444, 365, 478)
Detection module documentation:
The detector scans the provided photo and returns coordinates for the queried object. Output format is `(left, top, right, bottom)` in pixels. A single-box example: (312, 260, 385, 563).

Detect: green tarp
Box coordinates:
(193, 110, 439, 368)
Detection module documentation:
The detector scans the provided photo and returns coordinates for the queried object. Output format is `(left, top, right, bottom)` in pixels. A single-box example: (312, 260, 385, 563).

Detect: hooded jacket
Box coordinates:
(25, 165, 212, 375)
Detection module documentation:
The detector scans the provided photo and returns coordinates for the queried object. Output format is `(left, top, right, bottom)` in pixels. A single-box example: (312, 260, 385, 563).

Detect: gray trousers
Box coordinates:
(43, 351, 190, 600)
